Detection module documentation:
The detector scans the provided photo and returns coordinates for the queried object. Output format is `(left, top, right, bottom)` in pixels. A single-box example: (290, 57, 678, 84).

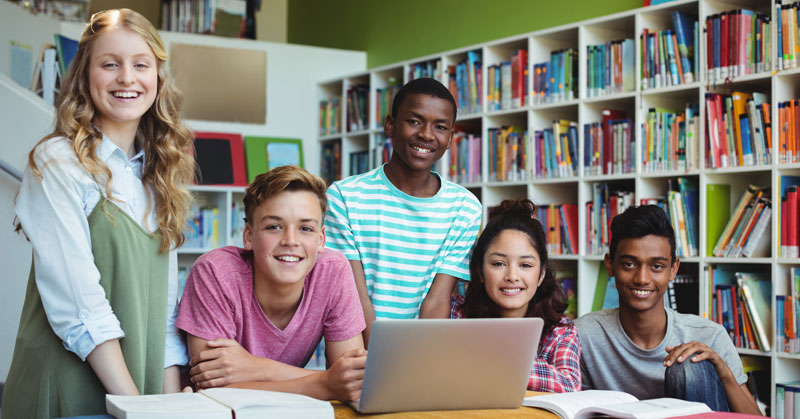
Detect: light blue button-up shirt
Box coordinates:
(16, 134, 188, 368)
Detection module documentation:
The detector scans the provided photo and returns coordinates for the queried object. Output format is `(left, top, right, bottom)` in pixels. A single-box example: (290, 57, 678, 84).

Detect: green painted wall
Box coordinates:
(288, 0, 642, 69)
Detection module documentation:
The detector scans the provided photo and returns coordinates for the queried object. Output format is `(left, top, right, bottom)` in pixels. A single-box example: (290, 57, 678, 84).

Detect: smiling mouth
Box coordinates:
(500, 287, 524, 296)
(631, 289, 654, 297)
(112, 91, 140, 98)
(411, 145, 433, 154)
(275, 255, 303, 263)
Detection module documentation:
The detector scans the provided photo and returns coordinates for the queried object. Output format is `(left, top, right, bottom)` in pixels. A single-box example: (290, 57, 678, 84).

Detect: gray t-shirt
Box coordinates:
(575, 307, 746, 400)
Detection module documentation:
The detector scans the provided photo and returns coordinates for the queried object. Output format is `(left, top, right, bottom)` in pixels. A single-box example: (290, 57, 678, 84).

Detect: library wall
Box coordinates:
(288, 0, 641, 68)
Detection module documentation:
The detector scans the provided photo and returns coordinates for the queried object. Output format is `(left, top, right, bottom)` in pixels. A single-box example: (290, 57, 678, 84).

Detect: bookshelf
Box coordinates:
(316, 0, 800, 414)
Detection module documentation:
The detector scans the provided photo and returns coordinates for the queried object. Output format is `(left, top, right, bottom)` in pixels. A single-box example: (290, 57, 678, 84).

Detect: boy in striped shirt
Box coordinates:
(325, 78, 482, 345)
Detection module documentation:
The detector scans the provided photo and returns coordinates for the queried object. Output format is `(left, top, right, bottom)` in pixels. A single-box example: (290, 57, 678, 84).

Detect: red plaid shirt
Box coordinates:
(450, 295, 581, 392)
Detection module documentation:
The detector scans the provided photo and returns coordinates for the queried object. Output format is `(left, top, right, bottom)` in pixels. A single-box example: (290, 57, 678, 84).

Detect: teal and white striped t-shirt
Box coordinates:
(325, 165, 482, 319)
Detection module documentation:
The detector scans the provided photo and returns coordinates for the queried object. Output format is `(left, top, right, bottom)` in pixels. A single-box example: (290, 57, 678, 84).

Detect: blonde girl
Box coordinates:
(3, 9, 194, 418)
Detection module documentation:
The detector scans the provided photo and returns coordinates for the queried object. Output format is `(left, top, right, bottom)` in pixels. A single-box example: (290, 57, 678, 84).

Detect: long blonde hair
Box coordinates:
(20, 9, 194, 252)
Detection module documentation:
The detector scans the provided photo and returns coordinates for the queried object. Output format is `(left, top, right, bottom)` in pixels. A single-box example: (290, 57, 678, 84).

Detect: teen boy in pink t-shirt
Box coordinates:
(177, 166, 366, 402)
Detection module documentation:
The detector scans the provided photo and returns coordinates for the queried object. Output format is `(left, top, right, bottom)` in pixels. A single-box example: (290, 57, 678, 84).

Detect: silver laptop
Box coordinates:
(350, 317, 543, 414)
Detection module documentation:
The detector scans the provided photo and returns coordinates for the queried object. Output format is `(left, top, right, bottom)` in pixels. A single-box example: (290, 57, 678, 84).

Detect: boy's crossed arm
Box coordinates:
(187, 334, 366, 402)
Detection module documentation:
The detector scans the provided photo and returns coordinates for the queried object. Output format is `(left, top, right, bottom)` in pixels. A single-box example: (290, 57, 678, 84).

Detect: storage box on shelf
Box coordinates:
(316, 0, 800, 413)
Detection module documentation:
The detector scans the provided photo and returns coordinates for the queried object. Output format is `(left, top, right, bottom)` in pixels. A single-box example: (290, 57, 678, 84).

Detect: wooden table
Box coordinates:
(332, 391, 559, 418)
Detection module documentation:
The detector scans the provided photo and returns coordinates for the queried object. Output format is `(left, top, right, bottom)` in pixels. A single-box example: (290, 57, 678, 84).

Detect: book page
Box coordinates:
(523, 390, 638, 419)
(200, 388, 333, 418)
(105, 393, 230, 419)
(578, 398, 711, 419)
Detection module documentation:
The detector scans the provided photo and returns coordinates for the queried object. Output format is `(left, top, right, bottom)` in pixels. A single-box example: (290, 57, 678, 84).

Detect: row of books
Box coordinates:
(536, 204, 578, 255)
(374, 83, 400, 130)
(186, 206, 219, 249)
(705, 10, 772, 84)
(777, 267, 800, 353)
(409, 60, 442, 81)
(777, 380, 800, 419)
(586, 39, 634, 98)
(230, 201, 245, 242)
(161, 0, 247, 38)
(318, 98, 341, 136)
(778, 268, 800, 353)
(447, 51, 482, 116)
(780, 176, 800, 258)
(641, 177, 699, 258)
(442, 131, 481, 185)
(534, 120, 578, 179)
(642, 105, 700, 173)
(488, 126, 528, 182)
(586, 184, 635, 255)
(641, 11, 697, 90)
(711, 185, 771, 258)
(373, 134, 393, 168)
(704, 91, 772, 169)
(778, 100, 800, 164)
(349, 151, 369, 176)
(346, 85, 369, 133)
(777, 2, 800, 71)
(583, 111, 634, 176)
(486, 49, 528, 111)
(711, 271, 771, 351)
(532, 49, 577, 105)
(320, 142, 341, 185)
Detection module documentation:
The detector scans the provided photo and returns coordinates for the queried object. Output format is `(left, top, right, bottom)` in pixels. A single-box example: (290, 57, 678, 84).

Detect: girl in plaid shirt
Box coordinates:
(451, 199, 581, 393)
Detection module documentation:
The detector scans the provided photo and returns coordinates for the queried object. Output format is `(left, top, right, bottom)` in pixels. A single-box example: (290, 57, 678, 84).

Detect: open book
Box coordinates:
(523, 390, 711, 419)
(106, 387, 334, 419)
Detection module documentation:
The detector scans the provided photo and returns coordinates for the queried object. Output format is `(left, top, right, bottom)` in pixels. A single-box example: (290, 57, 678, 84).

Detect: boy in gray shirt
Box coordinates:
(576, 206, 760, 414)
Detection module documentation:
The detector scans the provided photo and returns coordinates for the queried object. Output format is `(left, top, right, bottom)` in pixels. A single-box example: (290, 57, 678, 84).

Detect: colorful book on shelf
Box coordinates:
(536, 204, 578, 255)
(319, 97, 341, 136)
(736, 272, 772, 352)
(349, 151, 369, 176)
(641, 11, 697, 91)
(443, 130, 481, 184)
(704, 92, 770, 169)
(781, 176, 800, 258)
(408, 60, 441, 81)
(704, 10, 771, 84)
(346, 84, 368, 132)
(511, 49, 528, 108)
(778, 99, 800, 164)
(375, 82, 401, 129)
(534, 120, 577, 179)
(586, 39, 634, 98)
(319, 141, 341, 185)
(711, 185, 770, 258)
(488, 126, 528, 182)
(642, 104, 699, 172)
(533, 49, 577, 105)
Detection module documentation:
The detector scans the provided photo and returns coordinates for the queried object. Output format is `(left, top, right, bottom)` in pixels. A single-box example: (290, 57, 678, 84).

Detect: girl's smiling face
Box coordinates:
(88, 27, 158, 135)
(481, 229, 545, 318)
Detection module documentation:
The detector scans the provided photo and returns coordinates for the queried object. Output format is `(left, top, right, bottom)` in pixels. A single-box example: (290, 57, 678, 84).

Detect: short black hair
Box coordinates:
(391, 78, 457, 121)
(609, 205, 676, 263)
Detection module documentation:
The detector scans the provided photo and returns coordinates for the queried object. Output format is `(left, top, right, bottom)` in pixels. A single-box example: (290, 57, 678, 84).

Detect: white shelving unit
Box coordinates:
(316, 0, 800, 414)
(177, 185, 247, 267)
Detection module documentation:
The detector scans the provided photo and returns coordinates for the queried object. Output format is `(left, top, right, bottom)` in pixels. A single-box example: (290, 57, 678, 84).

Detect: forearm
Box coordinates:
(86, 339, 139, 395)
(528, 359, 581, 393)
(349, 260, 376, 347)
(228, 371, 335, 401)
(163, 365, 181, 393)
(721, 376, 761, 415)
(419, 294, 451, 318)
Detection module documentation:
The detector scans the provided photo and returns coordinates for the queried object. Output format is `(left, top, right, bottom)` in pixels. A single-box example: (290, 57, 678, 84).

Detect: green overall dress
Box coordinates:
(1, 200, 168, 418)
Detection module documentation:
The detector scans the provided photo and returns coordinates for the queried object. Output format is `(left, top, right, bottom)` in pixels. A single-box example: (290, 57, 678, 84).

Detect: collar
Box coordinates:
(96, 132, 146, 165)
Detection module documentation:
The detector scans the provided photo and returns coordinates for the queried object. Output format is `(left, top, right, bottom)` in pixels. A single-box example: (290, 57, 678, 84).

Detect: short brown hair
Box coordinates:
(243, 166, 328, 224)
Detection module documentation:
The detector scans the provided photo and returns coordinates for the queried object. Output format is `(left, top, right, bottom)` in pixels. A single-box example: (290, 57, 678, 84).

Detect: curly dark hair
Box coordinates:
(462, 199, 567, 334)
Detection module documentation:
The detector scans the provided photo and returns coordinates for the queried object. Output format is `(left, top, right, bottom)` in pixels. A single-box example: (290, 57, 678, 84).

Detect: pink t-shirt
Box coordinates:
(177, 246, 365, 367)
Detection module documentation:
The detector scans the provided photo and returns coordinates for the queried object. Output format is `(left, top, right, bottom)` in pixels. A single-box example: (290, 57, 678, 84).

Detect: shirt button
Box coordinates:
(125, 166, 132, 172)
(79, 310, 89, 320)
